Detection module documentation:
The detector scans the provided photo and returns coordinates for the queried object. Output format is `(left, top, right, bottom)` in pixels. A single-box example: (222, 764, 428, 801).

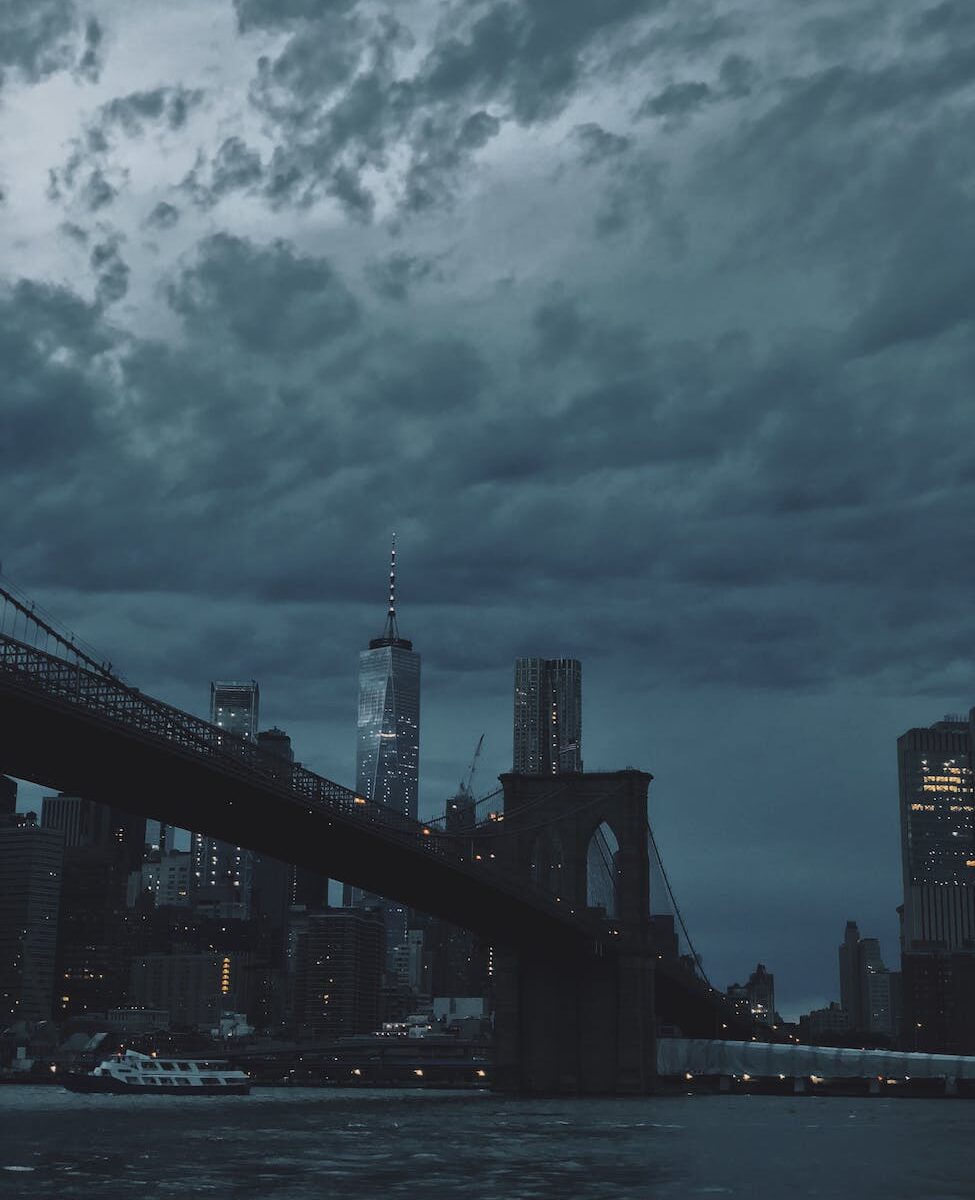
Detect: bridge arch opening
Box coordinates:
(529, 829, 564, 898)
(586, 821, 620, 916)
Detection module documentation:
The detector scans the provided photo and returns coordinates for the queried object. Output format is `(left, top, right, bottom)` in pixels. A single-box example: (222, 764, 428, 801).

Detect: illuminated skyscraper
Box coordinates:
(192, 681, 259, 919)
(899, 715, 975, 1053)
(513, 657, 582, 774)
(210, 681, 260, 742)
(346, 539, 420, 952)
(355, 541, 420, 818)
(897, 717, 975, 950)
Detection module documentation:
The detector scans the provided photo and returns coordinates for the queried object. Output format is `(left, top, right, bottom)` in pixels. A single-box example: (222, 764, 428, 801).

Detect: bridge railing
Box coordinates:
(0, 632, 585, 923)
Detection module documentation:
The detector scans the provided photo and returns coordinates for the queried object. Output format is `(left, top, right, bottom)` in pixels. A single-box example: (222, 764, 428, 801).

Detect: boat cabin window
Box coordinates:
(142, 1061, 157, 1070)
(160, 1062, 175, 1070)
(177, 1062, 194, 1071)
(200, 1076, 220, 1084)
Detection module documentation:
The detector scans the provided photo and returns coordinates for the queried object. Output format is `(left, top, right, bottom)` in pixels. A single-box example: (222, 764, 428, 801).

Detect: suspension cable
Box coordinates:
(646, 817, 712, 989)
(0, 571, 120, 679)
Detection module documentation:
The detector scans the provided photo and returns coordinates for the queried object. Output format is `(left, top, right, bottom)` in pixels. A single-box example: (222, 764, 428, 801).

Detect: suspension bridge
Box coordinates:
(0, 573, 747, 1092)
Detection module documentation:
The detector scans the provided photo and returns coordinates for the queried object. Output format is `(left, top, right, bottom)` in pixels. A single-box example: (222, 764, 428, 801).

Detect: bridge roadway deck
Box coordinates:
(0, 634, 598, 961)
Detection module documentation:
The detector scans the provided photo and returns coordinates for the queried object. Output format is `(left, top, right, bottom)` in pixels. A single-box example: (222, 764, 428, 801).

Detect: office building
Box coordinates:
(210, 680, 261, 741)
(0, 809, 63, 1022)
(898, 714, 975, 1053)
(128, 850, 192, 908)
(346, 540, 420, 954)
(897, 717, 975, 948)
(192, 680, 259, 920)
(838, 921, 893, 1036)
(354, 540, 420, 818)
(513, 657, 582, 774)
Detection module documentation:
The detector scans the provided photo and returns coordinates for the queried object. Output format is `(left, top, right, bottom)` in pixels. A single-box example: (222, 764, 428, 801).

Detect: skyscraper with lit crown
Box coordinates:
(346, 538, 421, 953)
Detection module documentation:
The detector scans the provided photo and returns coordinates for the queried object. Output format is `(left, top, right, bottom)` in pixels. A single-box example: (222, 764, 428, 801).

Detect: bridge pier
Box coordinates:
(491, 771, 658, 1095)
(493, 946, 656, 1095)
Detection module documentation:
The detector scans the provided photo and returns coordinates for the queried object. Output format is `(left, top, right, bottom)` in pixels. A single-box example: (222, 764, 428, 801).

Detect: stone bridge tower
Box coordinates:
(491, 769, 657, 1094)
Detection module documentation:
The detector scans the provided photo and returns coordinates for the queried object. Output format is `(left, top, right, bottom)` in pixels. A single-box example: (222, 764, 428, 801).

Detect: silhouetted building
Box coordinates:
(129, 950, 251, 1030)
(192, 681, 259, 919)
(40, 794, 145, 872)
(799, 1002, 852, 1044)
(513, 657, 582, 774)
(0, 811, 63, 1022)
(250, 728, 295, 929)
(445, 784, 477, 834)
(747, 964, 775, 1024)
(838, 921, 893, 1036)
(346, 540, 420, 954)
(898, 715, 975, 1052)
(0, 776, 16, 816)
(290, 908, 384, 1040)
(41, 795, 145, 1018)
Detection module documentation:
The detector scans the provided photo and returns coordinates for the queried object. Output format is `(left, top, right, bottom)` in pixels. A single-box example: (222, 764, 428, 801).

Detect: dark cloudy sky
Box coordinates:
(4, 0, 975, 1019)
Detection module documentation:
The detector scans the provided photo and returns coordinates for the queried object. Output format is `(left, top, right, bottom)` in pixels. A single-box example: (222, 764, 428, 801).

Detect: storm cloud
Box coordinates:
(3, 0, 974, 1014)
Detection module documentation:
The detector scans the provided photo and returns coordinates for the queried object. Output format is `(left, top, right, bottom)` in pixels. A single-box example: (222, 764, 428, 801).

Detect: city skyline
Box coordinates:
(4, 0, 974, 1021)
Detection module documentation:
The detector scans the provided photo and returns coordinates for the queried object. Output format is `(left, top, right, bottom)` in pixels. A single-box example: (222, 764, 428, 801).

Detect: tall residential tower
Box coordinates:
(513, 657, 582, 774)
(192, 680, 260, 919)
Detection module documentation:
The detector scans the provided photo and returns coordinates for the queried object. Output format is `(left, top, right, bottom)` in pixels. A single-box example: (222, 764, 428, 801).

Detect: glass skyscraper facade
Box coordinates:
(513, 657, 582, 774)
(192, 680, 259, 919)
(355, 644, 421, 818)
(346, 541, 420, 954)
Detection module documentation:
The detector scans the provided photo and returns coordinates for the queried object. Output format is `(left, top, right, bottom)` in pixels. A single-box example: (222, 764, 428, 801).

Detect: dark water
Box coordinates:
(0, 1086, 969, 1199)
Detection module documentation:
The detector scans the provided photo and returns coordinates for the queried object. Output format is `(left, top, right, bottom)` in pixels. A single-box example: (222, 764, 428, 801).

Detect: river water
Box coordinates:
(0, 1086, 967, 1198)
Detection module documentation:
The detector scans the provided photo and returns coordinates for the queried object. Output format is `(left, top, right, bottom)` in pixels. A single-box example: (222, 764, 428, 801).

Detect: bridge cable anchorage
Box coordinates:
(646, 818, 713, 991)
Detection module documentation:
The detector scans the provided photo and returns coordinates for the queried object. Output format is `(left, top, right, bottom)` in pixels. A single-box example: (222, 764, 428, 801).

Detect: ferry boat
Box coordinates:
(62, 1050, 251, 1095)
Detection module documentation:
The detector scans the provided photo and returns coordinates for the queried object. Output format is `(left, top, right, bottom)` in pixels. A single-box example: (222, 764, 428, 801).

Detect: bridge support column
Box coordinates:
(493, 946, 656, 1095)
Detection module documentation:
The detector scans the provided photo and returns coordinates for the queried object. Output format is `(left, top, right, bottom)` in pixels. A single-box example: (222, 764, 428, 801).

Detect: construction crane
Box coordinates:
(461, 734, 484, 797)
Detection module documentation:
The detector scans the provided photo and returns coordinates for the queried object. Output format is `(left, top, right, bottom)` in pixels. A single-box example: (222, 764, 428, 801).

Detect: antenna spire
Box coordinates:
(383, 533, 399, 641)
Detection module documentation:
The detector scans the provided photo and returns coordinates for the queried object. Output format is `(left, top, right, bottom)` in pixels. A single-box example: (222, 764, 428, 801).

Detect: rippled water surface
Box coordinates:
(0, 1086, 968, 1198)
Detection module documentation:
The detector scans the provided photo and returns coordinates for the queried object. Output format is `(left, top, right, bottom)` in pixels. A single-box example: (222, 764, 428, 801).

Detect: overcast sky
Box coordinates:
(3, 0, 974, 1019)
